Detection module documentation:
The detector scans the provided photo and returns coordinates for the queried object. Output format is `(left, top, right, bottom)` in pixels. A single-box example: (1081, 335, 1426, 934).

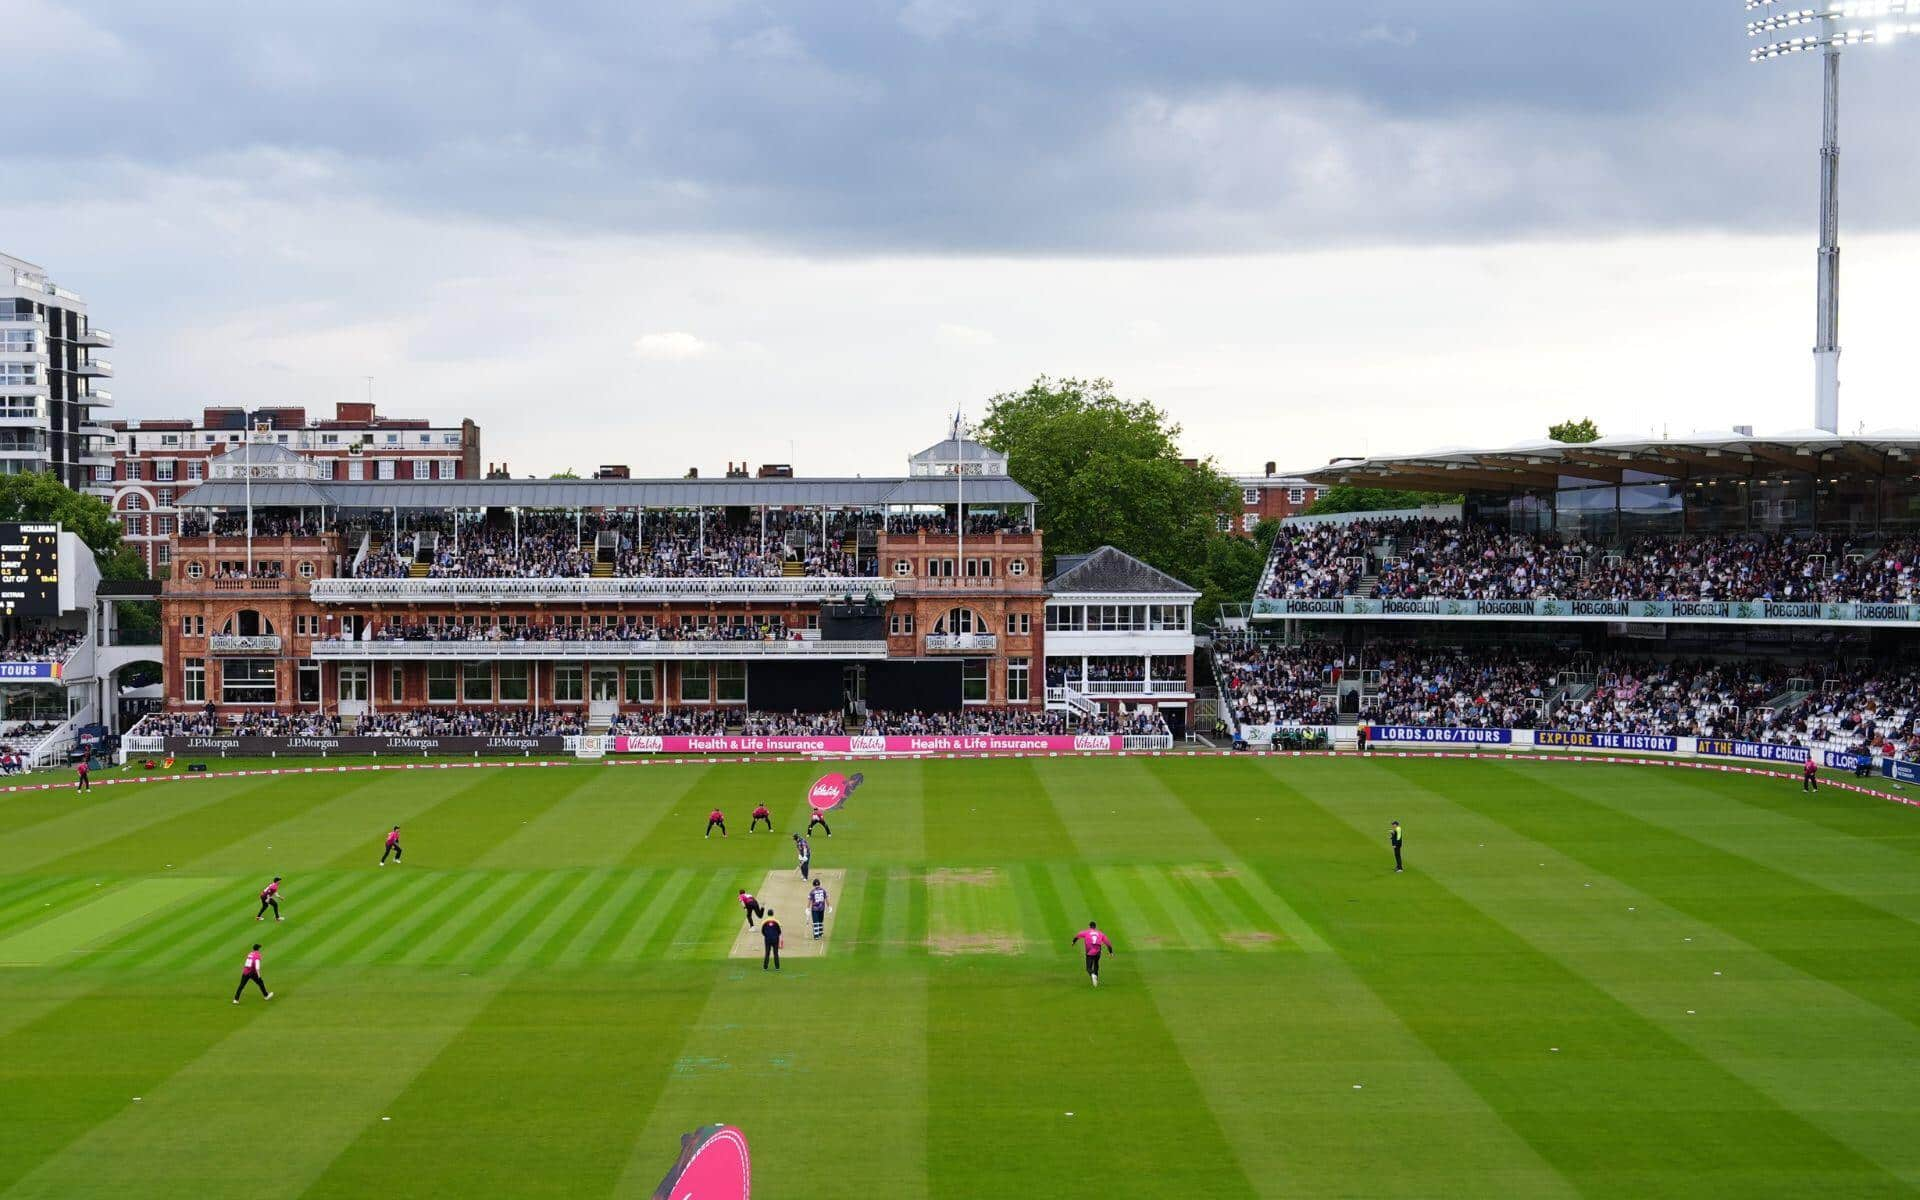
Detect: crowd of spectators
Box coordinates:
(180, 513, 325, 539)
(1358, 648, 1558, 729)
(1212, 637, 1920, 756)
(883, 513, 1031, 536)
(349, 512, 878, 580)
(1211, 638, 1340, 727)
(229, 710, 343, 736)
(353, 618, 797, 644)
(0, 628, 83, 663)
(356, 708, 585, 737)
(1259, 522, 1377, 599)
(1046, 657, 1187, 688)
(736, 710, 846, 736)
(1261, 519, 1920, 603)
(606, 709, 729, 736)
(129, 712, 217, 737)
(860, 707, 1168, 737)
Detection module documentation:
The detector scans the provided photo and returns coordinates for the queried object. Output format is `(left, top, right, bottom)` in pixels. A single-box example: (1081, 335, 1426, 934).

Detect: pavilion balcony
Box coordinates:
(307, 575, 893, 604)
(310, 638, 889, 661)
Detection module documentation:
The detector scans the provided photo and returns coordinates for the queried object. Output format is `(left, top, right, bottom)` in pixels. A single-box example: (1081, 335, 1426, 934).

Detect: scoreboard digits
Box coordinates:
(0, 524, 60, 618)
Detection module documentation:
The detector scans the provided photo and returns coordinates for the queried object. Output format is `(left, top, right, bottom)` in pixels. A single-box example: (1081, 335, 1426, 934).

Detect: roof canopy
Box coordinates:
(174, 475, 1038, 511)
(1304, 430, 1920, 493)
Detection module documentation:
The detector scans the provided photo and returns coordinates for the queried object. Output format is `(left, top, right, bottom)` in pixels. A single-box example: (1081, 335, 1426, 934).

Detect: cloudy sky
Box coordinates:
(7, 0, 1920, 477)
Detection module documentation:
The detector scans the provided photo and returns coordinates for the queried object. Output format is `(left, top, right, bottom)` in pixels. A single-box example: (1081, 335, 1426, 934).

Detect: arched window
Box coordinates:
(936, 607, 982, 634)
(221, 609, 276, 637)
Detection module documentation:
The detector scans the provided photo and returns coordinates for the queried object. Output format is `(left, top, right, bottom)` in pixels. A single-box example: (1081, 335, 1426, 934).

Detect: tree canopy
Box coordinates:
(0, 472, 125, 554)
(1305, 484, 1460, 517)
(976, 377, 1244, 619)
(1548, 417, 1602, 444)
(0, 472, 156, 635)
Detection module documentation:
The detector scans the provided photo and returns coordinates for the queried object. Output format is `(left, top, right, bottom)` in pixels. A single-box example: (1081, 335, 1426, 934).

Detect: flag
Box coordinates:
(651, 1124, 750, 1200)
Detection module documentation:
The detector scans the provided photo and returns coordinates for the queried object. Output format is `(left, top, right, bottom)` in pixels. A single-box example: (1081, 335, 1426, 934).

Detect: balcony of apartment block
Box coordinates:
(80, 388, 112, 407)
(75, 359, 112, 377)
(77, 328, 113, 349)
(0, 312, 47, 331)
(307, 574, 895, 605)
(311, 635, 889, 661)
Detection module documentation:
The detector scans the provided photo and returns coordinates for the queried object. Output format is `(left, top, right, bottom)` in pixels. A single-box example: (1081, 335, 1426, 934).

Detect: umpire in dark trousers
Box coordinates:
(761, 909, 783, 971)
(1390, 821, 1403, 872)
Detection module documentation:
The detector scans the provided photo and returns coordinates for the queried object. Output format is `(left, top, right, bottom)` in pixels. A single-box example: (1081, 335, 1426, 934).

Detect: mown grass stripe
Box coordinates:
(492, 869, 599, 965)
(1097, 864, 1181, 950)
(398, 873, 534, 966)
(469, 870, 584, 962)
(1007, 861, 1053, 952)
(76, 880, 275, 970)
(876, 870, 912, 957)
(430, 872, 570, 967)
(665, 875, 735, 960)
(1168, 870, 1249, 942)
(1140, 866, 1221, 951)
(188, 871, 396, 965)
(641, 871, 710, 960)
(517, 869, 628, 968)
(902, 868, 930, 957)
(282, 872, 451, 967)
(346, 870, 500, 966)
(1021, 861, 1070, 949)
(1046, 862, 1092, 934)
(849, 868, 884, 957)
(0, 878, 225, 966)
(556, 870, 659, 966)
(1208, 872, 1288, 940)
(614, 869, 697, 961)
(123, 873, 370, 971)
(0, 877, 101, 936)
(0, 874, 82, 917)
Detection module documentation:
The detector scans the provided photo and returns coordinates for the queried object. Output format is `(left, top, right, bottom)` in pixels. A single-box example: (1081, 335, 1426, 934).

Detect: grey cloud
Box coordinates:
(9, 0, 1919, 252)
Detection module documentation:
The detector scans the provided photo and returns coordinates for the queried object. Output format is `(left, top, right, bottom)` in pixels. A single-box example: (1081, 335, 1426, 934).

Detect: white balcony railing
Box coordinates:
(1075, 679, 1192, 696)
(925, 632, 997, 653)
(210, 634, 283, 654)
(308, 575, 893, 603)
(76, 359, 112, 376)
(311, 638, 888, 660)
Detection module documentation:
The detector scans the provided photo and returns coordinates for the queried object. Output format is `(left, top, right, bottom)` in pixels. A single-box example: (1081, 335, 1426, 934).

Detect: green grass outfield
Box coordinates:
(3, 756, 1919, 1198)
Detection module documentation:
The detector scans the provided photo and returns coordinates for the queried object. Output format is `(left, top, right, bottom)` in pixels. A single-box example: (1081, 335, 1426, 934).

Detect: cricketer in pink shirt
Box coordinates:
(1072, 922, 1116, 985)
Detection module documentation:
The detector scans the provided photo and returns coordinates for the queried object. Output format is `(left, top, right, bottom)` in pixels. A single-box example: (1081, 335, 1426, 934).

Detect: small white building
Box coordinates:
(1043, 546, 1199, 736)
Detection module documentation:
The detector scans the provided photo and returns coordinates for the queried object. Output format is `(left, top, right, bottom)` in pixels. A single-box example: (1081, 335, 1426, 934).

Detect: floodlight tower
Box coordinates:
(1749, 1, 1920, 433)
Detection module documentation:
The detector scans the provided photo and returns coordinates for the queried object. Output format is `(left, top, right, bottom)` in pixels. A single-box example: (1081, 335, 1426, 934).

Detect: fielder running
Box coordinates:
(1071, 921, 1116, 987)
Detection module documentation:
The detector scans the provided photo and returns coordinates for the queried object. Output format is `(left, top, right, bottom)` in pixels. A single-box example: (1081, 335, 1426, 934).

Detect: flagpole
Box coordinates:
(954, 408, 964, 596)
(244, 428, 255, 576)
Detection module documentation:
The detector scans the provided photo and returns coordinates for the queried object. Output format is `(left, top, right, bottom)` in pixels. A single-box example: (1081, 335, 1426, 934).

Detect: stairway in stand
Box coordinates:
(591, 561, 614, 578)
(781, 559, 805, 577)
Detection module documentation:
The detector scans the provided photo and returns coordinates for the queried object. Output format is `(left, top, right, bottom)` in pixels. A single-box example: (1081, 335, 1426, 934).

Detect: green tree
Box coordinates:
(0, 472, 157, 638)
(1304, 485, 1460, 516)
(1548, 417, 1601, 443)
(549, 469, 582, 479)
(976, 377, 1240, 618)
(0, 472, 124, 551)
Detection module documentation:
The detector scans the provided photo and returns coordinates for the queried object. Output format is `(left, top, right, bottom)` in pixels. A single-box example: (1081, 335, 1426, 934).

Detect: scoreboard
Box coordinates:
(0, 524, 60, 618)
